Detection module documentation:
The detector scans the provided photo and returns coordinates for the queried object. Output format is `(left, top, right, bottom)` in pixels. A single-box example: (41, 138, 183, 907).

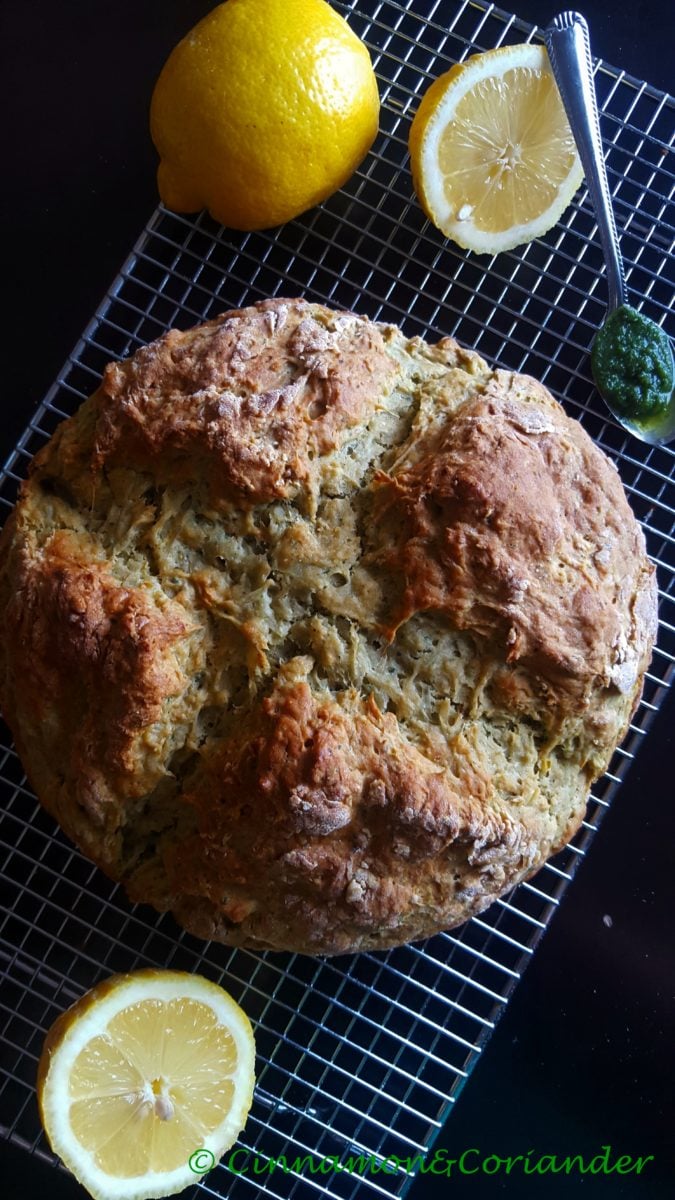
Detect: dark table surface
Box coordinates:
(2, 2, 674, 1198)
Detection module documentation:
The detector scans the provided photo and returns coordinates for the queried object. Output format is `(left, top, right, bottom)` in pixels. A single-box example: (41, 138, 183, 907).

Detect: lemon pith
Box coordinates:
(38, 970, 256, 1200)
(409, 43, 584, 254)
(150, 0, 380, 231)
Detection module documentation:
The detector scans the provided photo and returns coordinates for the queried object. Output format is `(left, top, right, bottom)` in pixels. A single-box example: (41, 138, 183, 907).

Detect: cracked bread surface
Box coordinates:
(0, 298, 657, 954)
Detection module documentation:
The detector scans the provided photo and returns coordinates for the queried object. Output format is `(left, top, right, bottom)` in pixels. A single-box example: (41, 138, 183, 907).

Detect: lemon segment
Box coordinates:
(37, 970, 256, 1200)
(409, 43, 584, 254)
(150, 0, 380, 231)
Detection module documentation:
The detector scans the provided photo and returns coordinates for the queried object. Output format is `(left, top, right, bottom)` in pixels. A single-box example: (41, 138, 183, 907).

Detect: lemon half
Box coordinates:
(409, 43, 584, 254)
(38, 970, 256, 1200)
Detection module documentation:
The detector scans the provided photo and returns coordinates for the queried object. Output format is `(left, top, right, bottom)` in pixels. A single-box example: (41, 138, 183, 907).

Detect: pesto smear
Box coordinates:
(591, 304, 674, 426)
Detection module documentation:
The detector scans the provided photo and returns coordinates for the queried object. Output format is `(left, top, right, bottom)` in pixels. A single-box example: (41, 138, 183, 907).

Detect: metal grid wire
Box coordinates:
(1, 1, 674, 1196)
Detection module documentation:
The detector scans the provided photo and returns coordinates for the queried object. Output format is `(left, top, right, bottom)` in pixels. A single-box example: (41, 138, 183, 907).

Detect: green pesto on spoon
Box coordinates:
(544, 11, 675, 445)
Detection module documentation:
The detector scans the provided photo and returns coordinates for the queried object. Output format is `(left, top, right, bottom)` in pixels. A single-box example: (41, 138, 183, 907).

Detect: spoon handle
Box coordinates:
(544, 12, 627, 312)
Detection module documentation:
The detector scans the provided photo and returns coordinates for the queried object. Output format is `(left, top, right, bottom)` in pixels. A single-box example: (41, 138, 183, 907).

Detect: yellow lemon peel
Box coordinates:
(151, 0, 380, 231)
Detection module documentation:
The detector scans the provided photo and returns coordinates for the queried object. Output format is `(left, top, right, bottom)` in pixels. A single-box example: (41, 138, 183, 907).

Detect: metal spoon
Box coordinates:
(544, 11, 675, 445)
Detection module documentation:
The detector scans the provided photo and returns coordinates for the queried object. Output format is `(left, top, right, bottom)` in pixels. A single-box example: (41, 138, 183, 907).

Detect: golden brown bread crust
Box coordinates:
(374, 375, 652, 702)
(0, 298, 657, 954)
(93, 302, 398, 505)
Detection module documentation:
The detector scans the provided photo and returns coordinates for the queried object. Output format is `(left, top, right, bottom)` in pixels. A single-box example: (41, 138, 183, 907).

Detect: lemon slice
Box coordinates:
(37, 970, 256, 1200)
(409, 43, 583, 253)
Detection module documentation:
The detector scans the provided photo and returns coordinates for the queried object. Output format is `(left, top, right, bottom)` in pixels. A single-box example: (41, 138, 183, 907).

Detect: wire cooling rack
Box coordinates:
(1, 1, 674, 1197)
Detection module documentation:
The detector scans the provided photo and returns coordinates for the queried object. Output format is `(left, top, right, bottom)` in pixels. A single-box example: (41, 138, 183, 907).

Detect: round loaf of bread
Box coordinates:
(0, 299, 657, 954)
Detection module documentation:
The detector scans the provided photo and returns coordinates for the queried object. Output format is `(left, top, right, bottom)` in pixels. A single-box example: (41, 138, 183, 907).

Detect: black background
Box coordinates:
(2, 2, 674, 1198)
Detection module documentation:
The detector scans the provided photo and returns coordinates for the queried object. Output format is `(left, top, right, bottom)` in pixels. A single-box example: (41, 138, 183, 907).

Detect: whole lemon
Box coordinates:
(150, 0, 380, 231)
